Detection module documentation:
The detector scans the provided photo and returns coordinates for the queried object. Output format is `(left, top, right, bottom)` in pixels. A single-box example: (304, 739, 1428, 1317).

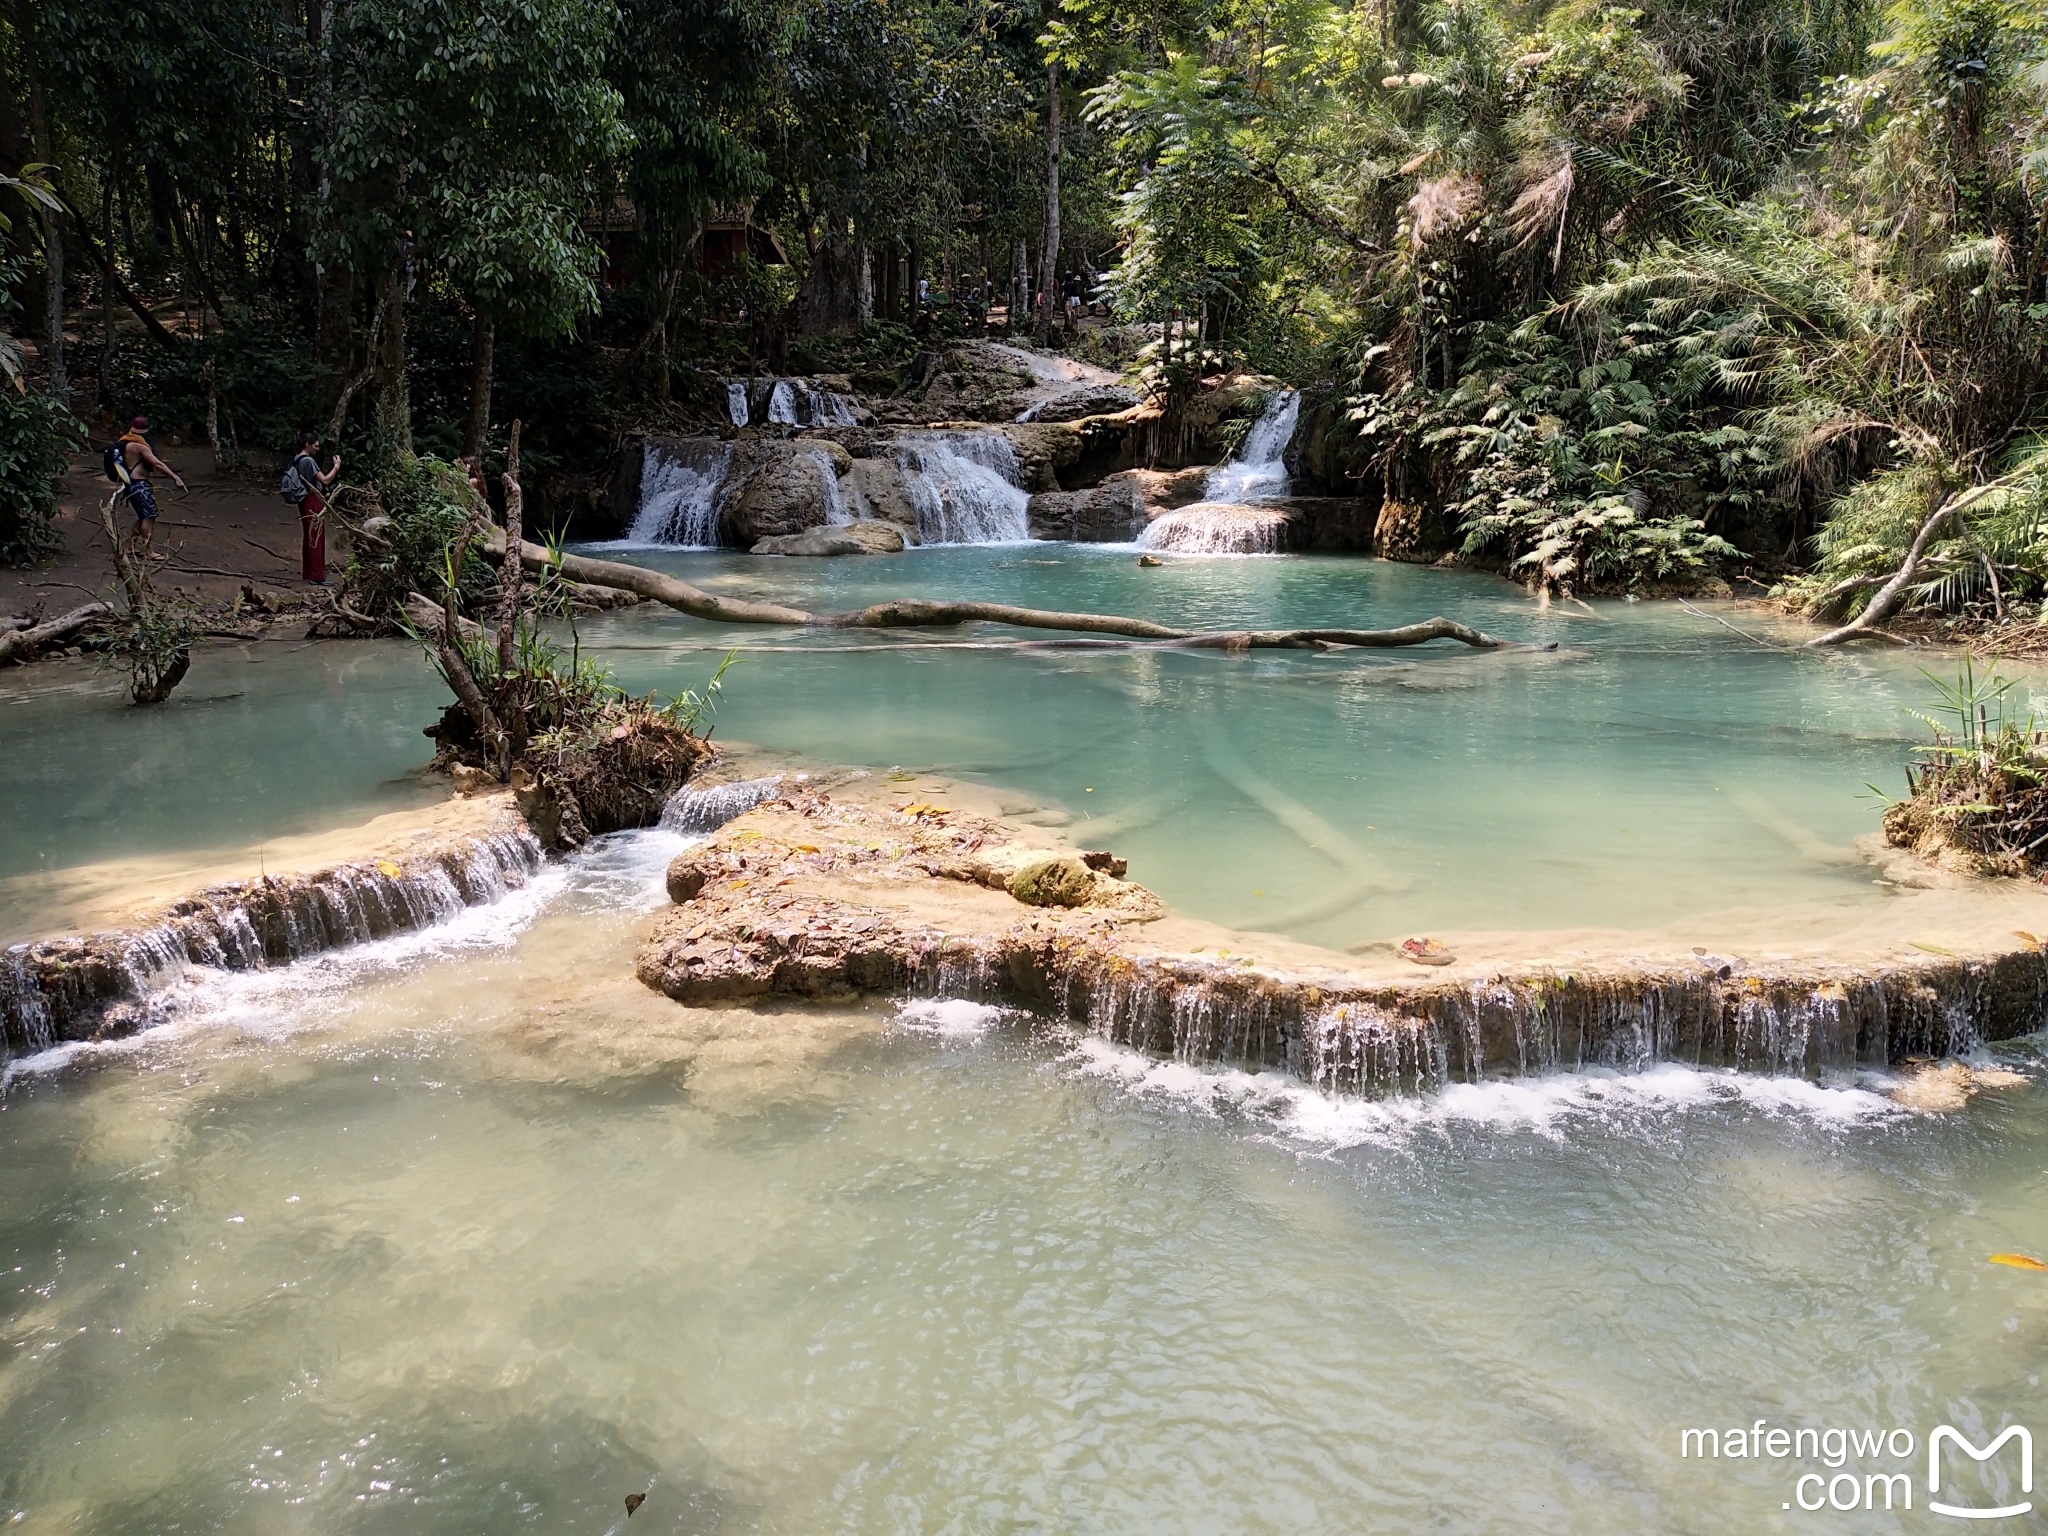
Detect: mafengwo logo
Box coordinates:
(1680, 1420, 2032, 1515)
(1928, 1427, 2031, 1520)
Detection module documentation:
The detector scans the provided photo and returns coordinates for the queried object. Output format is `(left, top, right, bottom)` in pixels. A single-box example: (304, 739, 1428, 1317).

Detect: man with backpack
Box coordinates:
(105, 416, 185, 563)
(283, 429, 341, 586)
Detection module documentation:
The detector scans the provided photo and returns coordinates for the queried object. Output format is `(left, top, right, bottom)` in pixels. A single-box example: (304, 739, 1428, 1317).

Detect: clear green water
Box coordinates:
(2, 854, 2044, 1533)
(0, 550, 1963, 946)
(5, 557, 2045, 1531)
(0, 640, 447, 885)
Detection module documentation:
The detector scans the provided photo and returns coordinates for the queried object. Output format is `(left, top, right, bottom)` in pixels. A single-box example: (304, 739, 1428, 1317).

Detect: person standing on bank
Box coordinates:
(118, 416, 186, 562)
(288, 429, 341, 586)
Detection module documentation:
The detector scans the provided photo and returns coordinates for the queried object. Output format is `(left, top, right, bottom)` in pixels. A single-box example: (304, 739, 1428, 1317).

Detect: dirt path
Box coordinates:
(4, 443, 318, 621)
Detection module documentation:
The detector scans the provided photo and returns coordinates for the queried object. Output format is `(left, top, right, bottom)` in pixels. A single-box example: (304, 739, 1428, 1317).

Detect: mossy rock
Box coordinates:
(1007, 855, 1096, 907)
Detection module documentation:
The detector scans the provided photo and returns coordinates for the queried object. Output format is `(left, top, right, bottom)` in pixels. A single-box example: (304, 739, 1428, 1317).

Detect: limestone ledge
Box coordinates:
(638, 780, 2048, 1085)
(1, 793, 539, 1054)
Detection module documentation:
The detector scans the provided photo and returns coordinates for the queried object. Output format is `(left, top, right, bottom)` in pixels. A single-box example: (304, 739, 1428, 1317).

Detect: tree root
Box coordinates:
(493, 535, 1513, 651)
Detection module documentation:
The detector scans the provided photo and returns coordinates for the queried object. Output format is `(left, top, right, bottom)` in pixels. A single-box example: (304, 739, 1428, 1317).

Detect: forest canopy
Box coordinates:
(0, 0, 2044, 624)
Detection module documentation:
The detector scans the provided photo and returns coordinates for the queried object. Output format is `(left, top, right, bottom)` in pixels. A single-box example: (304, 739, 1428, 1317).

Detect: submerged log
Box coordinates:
(491, 534, 1512, 651)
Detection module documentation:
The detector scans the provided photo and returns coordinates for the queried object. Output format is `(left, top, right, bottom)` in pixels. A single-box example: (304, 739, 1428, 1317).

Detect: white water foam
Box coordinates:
(626, 441, 733, 547)
(724, 381, 750, 427)
(661, 776, 789, 834)
(0, 827, 705, 1086)
(1138, 502, 1290, 556)
(1062, 1037, 1904, 1150)
(890, 433, 1032, 544)
(1205, 390, 1299, 504)
(895, 998, 1014, 1037)
(766, 380, 798, 425)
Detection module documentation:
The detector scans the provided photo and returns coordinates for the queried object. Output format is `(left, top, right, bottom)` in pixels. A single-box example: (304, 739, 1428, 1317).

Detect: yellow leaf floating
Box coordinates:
(1988, 1253, 2048, 1271)
(2016, 931, 2043, 953)
(377, 860, 403, 879)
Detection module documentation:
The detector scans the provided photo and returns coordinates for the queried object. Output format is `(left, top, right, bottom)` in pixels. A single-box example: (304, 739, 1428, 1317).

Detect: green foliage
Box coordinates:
(343, 456, 495, 623)
(1888, 655, 2048, 872)
(0, 384, 86, 566)
(103, 598, 195, 705)
(102, 311, 316, 456)
(652, 651, 739, 734)
(1792, 442, 2048, 623)
(1352, 315, 1752, 591)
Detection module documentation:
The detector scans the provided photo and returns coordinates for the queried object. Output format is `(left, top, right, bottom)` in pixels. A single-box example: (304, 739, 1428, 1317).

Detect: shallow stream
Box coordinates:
(5, 826, 2048, 1532)
(5, 550, 2045, 1531)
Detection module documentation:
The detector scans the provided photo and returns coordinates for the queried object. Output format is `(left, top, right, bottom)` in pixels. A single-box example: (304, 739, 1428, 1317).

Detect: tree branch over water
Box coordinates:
(490, 536, 1512, 651)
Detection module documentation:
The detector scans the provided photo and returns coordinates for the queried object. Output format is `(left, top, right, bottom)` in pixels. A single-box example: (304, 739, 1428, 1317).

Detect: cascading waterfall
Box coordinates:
(1138, 503, 1290, 556)
(766, 381, 798, 425)
(661, 776, 790, 834)
(904, 929, 2016, 1097)
(724, 381, 750, 427)
(799, 383, 860, 426)
(630, 441, 733, 546)
(801, 446, 858, 526)
(890, 432, 1032, 544)
(1205, 390, 1300, 504)
(1, 829, 545, 1055)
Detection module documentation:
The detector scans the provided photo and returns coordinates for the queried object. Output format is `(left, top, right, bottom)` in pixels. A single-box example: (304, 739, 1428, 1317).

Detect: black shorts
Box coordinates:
(124, 481, 159, 521)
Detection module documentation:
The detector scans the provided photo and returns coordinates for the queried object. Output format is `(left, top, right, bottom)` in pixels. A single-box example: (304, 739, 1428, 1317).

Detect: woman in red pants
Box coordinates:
(290, 429, 342, 585)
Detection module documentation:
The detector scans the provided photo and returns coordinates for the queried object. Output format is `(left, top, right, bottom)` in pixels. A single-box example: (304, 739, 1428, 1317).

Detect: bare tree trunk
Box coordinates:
(495, 420, 526, 769)
(327, 287, 387, 440)
(204, 359, 221, 469)
(19, 1, 63, 399)
(463, 311, 494, 458)
(98, 177, 116, 399)
(440, 509, 505, 768)
(371, 261, 412, 456)
(1037, 60, 1060, 347)
(1806, 474, 2019, 646)
(496, 420, 522, 676)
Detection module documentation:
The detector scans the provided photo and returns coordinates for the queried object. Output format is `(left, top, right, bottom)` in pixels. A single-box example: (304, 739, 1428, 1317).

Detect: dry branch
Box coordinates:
(1806, 473, 2023, 647)
(0, 601, 111, 665)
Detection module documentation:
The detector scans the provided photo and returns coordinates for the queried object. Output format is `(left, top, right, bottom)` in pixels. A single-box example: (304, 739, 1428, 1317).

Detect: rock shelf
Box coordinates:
(1, 795, 539, 1054)
(639, 775, 2048, 1090)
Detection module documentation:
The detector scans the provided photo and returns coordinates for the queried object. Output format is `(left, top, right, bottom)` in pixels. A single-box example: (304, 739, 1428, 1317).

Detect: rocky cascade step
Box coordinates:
(1, 811, 542, 1056)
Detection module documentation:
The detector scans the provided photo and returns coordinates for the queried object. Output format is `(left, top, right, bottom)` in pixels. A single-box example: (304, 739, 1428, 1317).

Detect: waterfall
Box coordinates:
(661, 776, 788, 834)
(2, 829, 546, 1056)
(741, 377, 861, 428)
(890, 432, 1032, 544)
(803, 446, 856, 526)
(1139, 503, 1290, 555)
(906, 932, 2001, 1097)
(630, 441, 733, 547)
(1205, 390, 1300, 503)
(797, 382, 860, 426)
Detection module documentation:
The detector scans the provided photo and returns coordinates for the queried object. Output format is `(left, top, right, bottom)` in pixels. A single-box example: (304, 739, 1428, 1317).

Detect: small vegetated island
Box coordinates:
(0, 0, 2046, 1529)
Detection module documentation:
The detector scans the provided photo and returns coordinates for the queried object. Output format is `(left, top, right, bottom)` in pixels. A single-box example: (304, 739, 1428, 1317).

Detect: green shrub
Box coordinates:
(0, 383, 84, 565)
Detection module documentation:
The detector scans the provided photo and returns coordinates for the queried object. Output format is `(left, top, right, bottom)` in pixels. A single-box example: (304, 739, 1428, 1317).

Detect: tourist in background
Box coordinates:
(289, 429, 341, 586)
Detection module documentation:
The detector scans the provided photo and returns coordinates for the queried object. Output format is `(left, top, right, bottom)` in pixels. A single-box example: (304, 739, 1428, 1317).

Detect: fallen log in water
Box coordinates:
(486, 533, 1511, 651)
(0, 601, 113, 666)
